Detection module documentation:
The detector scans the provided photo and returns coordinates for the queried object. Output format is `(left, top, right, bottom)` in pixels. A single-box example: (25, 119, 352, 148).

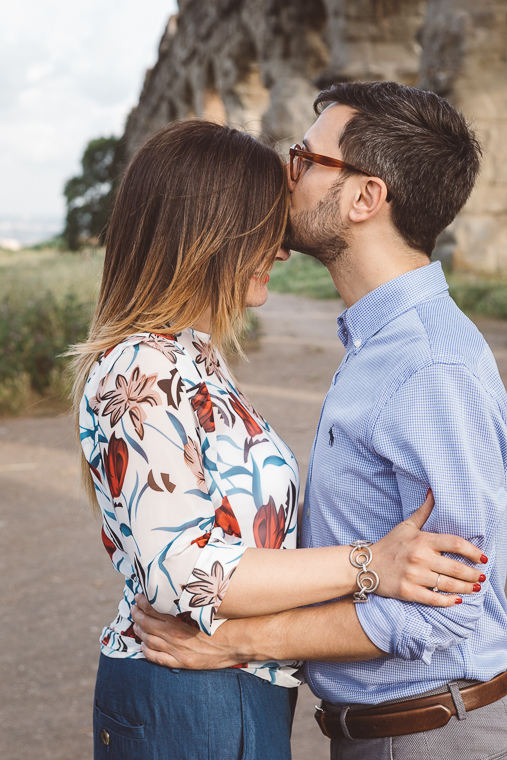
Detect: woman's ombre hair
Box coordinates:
(69, 119, 289, 508)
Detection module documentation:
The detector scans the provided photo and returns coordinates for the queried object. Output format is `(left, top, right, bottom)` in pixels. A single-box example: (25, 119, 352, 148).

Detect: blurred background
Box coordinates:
(1, 1, 506, 758)
(1, 0, 174, 246)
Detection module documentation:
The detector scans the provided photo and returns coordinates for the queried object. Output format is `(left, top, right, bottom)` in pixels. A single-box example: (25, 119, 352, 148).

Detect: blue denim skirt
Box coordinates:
(93, 654, 297, 760)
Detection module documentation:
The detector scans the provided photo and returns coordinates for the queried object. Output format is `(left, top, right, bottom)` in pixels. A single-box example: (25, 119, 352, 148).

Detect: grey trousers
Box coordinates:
(328, 695, 507, 760)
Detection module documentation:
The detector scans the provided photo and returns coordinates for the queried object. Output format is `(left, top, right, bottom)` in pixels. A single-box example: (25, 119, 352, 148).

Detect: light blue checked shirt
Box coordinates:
(301, 261, 507, 705)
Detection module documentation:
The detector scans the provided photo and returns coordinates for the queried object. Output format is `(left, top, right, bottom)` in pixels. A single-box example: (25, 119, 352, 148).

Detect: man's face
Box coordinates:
(284, 104, 357, 266)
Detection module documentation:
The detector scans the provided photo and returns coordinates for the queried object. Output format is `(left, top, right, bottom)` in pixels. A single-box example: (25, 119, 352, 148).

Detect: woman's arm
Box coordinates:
(88, 341, 249, 635)
(218, 491, 486, 618)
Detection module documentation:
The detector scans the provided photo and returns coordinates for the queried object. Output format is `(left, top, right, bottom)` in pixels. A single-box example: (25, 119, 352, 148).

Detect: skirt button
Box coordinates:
(100, 729, 110, 745)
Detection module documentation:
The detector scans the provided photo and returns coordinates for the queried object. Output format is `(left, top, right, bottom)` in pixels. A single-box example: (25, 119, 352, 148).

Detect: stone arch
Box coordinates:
(218, 35, 271, 134)
(199, 62, 227, 124)
(257, 1, 331, 149)
(304, 0, 330, 80)
(167, 98, 177, 124)
(182, 80, 196, 118)
(152, 97, 177, 129)
(263, 0, 329, 79)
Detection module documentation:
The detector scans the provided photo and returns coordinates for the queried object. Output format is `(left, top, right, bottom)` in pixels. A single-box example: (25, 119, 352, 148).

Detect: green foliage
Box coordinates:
(29, 235, 67, 251)
(0, 249, 103, 414)
(447, 275, 507, 321)
(63, 136, 123, 250)
(0, 249, 103, 303)
(0, 292, 92, 393)
(243, 308, 262, 342)
(268, 252, 339, 299)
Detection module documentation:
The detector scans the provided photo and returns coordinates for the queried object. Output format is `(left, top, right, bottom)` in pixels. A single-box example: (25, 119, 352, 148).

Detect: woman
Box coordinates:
(72, 120, 485, 760)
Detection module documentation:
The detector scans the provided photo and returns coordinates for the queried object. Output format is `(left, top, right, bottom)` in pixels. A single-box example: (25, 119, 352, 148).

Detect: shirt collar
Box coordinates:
(336, 261, 449, 350)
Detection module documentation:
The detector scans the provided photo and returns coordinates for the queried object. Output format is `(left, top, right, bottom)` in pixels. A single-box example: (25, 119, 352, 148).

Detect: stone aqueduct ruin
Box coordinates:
(123, 0, 507, 273)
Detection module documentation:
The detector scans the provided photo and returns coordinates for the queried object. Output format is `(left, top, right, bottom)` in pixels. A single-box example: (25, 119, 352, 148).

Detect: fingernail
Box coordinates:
(473, 584, 481, 592)
(426, 488, 431, 498)
(455, 597, 463, 604)
(480, 555, 488, 564)
(479, 574, 486, 582)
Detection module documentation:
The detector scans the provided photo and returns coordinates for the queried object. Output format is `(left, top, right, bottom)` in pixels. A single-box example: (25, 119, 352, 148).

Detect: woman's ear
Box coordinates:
(348, 177, 389, 223)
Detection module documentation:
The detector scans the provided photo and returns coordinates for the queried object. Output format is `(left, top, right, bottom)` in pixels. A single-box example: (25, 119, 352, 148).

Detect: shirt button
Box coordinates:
(307, 508, 310, 517)
(100, 729, 110, 746)
(354, 339, 362, 348)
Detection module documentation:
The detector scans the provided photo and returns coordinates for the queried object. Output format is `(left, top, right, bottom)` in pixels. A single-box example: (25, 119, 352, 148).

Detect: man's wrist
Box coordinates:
(220, 600, 388, 664)
(223, 613, 284, 663)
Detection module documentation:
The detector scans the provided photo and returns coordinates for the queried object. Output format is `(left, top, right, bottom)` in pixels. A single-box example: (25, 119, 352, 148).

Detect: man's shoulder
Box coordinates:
(413, 296, 487, 370)
(372, 295, 506, 417)
(382, 295, 489, 376)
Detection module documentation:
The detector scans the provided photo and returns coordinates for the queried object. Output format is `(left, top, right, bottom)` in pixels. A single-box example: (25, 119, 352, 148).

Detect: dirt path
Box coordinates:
(0, 292, 506, 760)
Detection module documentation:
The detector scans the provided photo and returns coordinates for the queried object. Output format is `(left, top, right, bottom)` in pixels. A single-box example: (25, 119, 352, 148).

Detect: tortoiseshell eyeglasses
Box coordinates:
(289, 144, 392, 201)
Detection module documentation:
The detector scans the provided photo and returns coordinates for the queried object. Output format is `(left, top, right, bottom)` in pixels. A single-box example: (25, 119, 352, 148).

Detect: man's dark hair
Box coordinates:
(314, 81, 482, 257)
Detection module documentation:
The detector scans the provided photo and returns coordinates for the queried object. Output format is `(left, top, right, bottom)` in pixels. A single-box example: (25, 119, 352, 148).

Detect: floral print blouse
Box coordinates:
(80, 329, 301, 687)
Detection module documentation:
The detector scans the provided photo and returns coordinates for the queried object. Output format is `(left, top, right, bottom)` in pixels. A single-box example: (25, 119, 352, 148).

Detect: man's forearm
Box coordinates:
(132, 594, 387, 670)
(239, 598, 386, 662)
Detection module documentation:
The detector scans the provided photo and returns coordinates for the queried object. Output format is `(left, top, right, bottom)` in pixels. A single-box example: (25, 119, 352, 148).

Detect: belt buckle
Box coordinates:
(314, 704, 333, 739)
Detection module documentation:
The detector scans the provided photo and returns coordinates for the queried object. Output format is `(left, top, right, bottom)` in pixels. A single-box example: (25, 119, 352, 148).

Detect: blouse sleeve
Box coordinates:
(90, 342, 248, 635)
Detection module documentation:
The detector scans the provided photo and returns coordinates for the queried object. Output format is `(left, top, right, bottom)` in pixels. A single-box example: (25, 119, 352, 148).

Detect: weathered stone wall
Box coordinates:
(420, 0, 507, 272)
(124, 0, 426, 155)
(123, 0, 507, 273)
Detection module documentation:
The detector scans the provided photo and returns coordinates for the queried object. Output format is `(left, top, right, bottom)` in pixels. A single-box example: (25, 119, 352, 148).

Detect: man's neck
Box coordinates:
(326, 240, 430, 309)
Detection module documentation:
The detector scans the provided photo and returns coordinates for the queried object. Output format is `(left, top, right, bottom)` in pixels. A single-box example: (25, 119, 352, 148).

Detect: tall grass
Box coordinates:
(0, 249, 103, 415)
(0, 248, 261, 416)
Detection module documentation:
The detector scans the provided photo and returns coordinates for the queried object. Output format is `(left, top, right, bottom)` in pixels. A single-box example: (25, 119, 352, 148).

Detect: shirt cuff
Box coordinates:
(178, 540, 248, 635)
(356, 595, 433, 663)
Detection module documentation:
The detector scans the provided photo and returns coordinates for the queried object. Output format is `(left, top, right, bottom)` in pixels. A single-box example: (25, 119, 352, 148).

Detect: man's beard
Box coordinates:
(283, 179, 351, 267)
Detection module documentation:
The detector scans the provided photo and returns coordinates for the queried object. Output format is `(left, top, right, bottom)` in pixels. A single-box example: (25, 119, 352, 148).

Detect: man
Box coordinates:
(132, 82, 507, 758)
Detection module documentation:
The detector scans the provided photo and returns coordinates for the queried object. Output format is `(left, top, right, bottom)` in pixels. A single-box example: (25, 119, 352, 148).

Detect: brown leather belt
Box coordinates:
(315, 670, 507, 740)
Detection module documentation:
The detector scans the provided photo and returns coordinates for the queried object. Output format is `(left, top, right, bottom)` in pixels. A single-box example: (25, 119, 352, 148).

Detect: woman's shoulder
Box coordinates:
(130, 330, 227, 381)
(86, 329, 229, 396)
(81, 330, 199, 424)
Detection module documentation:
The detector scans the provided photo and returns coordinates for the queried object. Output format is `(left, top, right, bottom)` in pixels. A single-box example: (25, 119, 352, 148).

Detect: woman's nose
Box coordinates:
(275, 246, 291, 262)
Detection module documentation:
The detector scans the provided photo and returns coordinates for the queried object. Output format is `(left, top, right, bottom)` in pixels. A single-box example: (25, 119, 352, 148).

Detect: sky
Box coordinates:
(0, 0, 177, 239)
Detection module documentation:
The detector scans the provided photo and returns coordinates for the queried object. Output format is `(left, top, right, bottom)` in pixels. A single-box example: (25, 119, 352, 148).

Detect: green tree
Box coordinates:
(63, 136, 123, 250)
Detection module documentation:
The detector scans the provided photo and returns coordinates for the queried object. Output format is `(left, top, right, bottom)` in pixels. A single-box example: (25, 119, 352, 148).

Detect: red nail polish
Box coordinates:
(480, 555, 488, 564)
(479, 574, 486, 583)
(473, 584, 481, 592)
(426, 488, 431, 498)
(455, 598, 463, 604)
